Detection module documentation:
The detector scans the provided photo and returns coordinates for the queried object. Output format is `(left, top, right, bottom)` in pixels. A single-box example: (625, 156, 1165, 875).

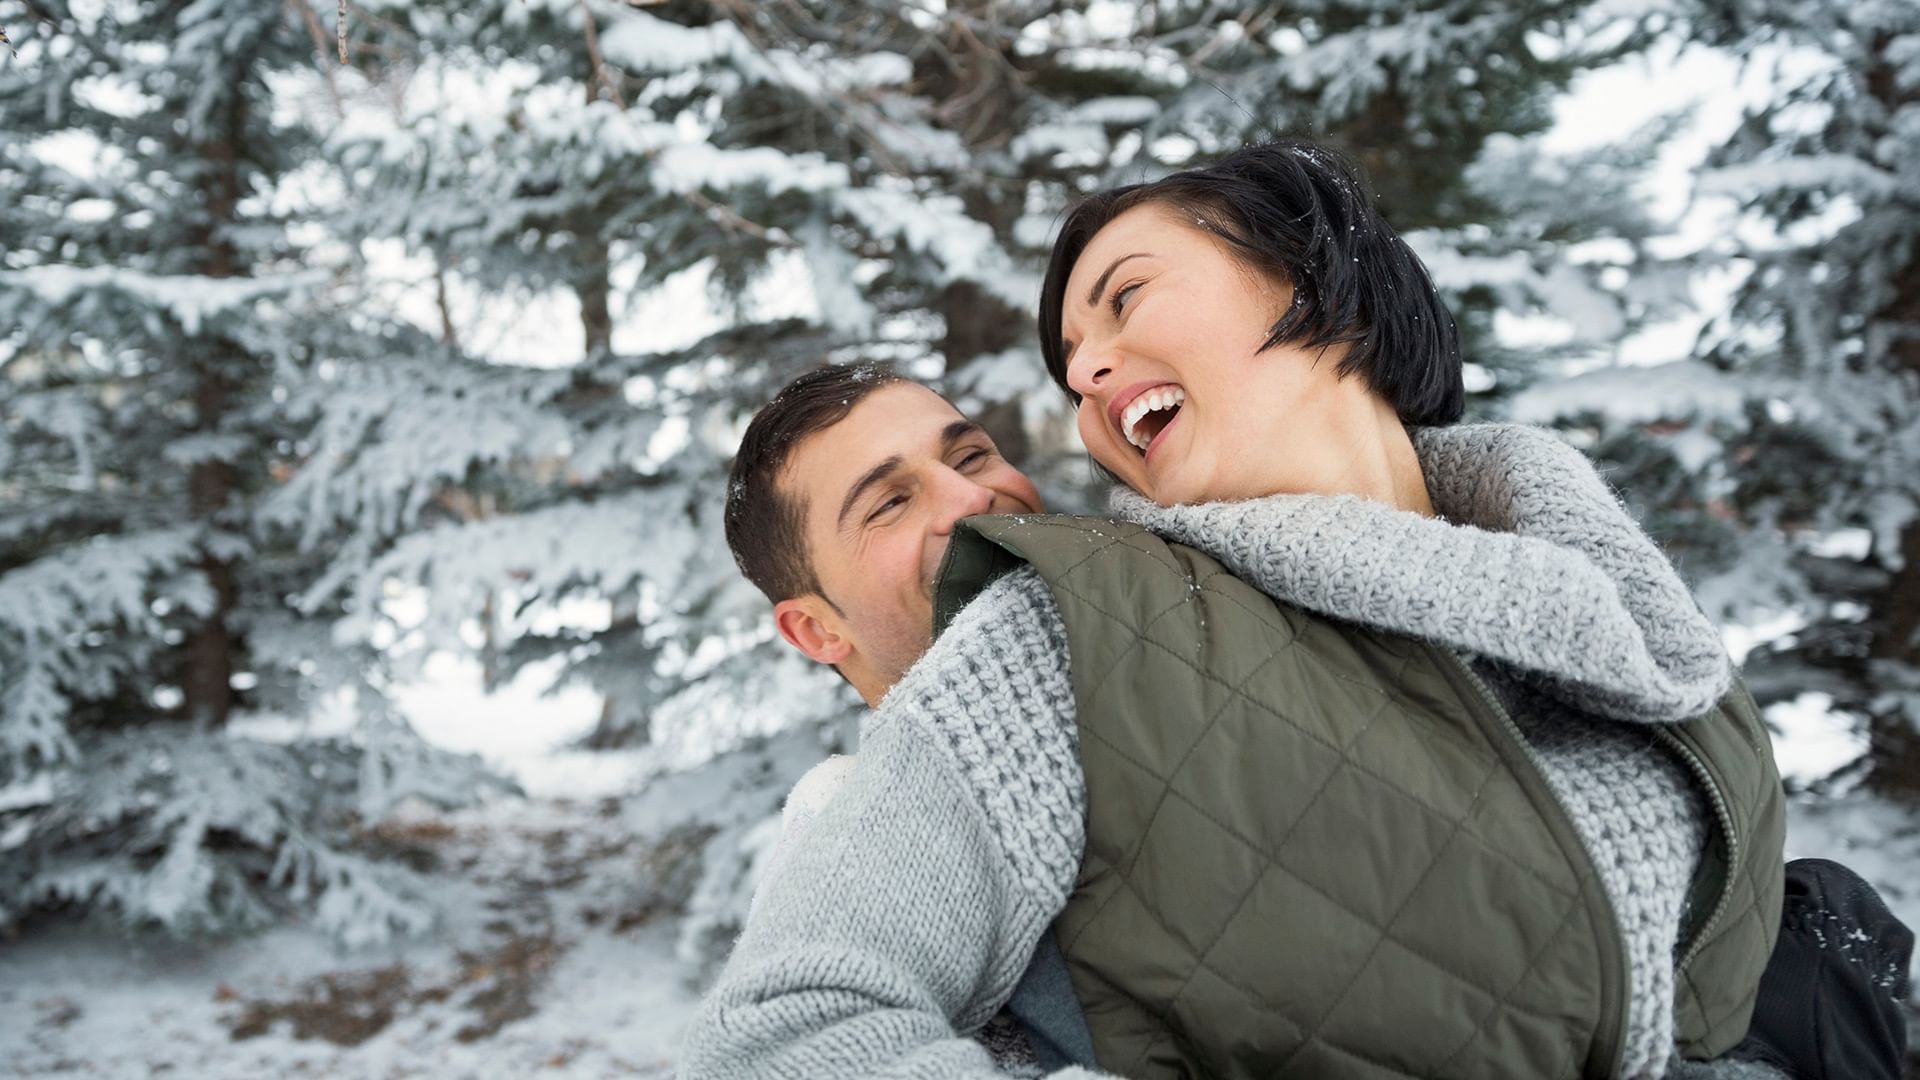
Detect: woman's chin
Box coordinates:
(1127, 470, 1187, 508)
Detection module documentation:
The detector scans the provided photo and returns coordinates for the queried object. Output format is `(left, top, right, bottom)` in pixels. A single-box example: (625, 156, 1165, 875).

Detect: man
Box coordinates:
(722, 364, 1091, 1073)
(701, 363, 1907, 1080)
(726, 366, 1044, 710)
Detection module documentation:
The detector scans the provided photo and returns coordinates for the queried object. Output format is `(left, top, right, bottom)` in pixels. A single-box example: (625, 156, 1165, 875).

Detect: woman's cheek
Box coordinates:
(1077, 407, 1113, 466)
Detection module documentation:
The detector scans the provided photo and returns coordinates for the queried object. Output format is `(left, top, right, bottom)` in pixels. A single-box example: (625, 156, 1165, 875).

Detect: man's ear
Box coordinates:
(774, 595, 853, 666)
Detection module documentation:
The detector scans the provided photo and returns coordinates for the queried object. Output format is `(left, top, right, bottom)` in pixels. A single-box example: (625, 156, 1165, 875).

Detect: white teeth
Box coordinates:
(1121, 386, 1186, 451)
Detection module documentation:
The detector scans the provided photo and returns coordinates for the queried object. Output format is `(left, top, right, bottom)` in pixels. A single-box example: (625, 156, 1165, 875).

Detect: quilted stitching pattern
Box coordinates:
(1672, 684, 1786, 1058)
(999, 517, 1607, 1079)
(947, 515, 1782, 1078)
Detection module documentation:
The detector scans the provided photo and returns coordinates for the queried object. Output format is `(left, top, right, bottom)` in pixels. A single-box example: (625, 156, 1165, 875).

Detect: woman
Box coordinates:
(684, 143, 1887, 1080)
(1034, 139, 1780, 1079)
(1031, 140, 1906, 1078)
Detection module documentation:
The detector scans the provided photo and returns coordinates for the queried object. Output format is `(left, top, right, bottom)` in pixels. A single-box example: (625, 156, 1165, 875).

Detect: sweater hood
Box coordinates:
(1108, 422, 1731, 723)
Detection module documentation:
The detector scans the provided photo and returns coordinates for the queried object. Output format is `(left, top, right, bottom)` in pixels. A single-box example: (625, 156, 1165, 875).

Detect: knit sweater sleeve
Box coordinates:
(679, 568, 1097, 1080)
(1111, 452, 1732, 726)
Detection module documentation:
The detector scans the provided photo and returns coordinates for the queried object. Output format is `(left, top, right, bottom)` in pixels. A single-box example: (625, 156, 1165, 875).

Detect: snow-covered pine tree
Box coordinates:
(0, 0, 500, 944)
(287, 0, 1682, 973)
(1680, 4, 1920, 795)
(1505, 6, 1920, 799)
(294, 0, 869, 762)
(317, 0, 1679, 743)
(1005, 0, 1681, 410)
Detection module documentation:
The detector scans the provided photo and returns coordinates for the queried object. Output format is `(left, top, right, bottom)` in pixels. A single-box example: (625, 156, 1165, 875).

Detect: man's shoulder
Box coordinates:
(957, 512, 1159, 556)
(781, 753, 857, 834)
(939, 562, 1061, 636)
(872, 565, 1073, 743)
(940, 513, 1181, 617)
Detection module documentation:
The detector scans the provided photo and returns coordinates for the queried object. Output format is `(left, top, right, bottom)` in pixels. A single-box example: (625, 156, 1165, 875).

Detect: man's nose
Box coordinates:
(930, 469, 997, 532)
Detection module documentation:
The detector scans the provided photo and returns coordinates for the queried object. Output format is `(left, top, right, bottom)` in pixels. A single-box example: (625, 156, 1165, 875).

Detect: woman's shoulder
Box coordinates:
(1413, 420, 1589, 464)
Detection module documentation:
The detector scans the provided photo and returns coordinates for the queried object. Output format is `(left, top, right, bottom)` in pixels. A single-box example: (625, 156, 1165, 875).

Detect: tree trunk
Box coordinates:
(937, 280, 1030, 463)
(1864, 253, 1920, 796)
(1863, 29, 1920, 796)
(579, 237, 613, 361)
(183, 114, 244, 727)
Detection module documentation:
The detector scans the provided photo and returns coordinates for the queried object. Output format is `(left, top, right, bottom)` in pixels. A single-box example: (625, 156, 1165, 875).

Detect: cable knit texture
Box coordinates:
(1109, 421, 1731, 1079)
(874, 574, 1086, 909)
(682, 422, 1775, 1080)
(681, 569, 1100, 1080)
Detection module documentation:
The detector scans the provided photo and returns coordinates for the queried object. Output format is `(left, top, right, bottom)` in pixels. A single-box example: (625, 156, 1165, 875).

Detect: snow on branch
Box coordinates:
(3, 727, 463, 945)
(264, 358, 575, 546)
(597, 9, 751, 72)
(0, 529, 210, 774)
(1508, 360, 1753, 430)
(323, 489, 701, 646)
(837, 186, 1031, 307)
(0, 267, 328, 335)
(651, 145, 849, 197)
(1697, 155, 1901, 201)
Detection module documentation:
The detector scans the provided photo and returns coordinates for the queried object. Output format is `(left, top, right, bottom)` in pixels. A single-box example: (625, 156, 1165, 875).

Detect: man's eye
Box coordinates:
(1108, 281, 1141, 316)
(957, 449, 991, 470)
(866, 494, 906, 523)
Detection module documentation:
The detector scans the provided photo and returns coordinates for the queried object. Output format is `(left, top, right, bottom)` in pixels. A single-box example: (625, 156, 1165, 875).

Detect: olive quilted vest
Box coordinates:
(933, 515, 1785, 1080)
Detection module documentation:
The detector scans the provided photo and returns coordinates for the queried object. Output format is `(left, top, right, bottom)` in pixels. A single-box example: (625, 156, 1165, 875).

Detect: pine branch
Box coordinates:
(287, 0, 346, 119)
(579, 0, 626, 108)
(683, 190, 796, 247)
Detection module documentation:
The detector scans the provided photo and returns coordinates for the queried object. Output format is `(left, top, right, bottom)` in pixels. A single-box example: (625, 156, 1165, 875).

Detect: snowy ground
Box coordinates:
(5, 594, 1915, 1077)
(7, 795, 1915, 1078)
(7, 738, 1918, 1078)
(1, 797, 704, 1079)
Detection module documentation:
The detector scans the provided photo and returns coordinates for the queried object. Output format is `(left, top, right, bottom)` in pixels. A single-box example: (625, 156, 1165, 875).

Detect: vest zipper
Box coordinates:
(1441, 649, 1629, 1080)
(1649, 726, 1740, 970)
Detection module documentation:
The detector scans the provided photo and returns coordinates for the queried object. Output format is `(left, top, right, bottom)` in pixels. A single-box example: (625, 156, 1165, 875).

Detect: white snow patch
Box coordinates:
(391, 653, 609, 796)
(1011, 123, 1108, 165)
(0, 773, 55, 812)
(652, 144, 849, 196)
(1069, 96, 1159, 126)
(598, 10, 749, 71)
(2, 267, 323, 334)
(1507, 359, 1748, 428)
(1766, 692, 1870, 787)
(1698, 155, 1898, 201)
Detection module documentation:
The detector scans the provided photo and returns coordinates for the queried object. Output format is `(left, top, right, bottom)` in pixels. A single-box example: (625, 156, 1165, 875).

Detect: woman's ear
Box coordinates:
(774, 596, 852, 666)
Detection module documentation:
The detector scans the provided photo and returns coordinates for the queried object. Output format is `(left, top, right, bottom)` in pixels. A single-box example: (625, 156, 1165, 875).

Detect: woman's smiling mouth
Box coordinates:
(1120, 385, 1186, 453)
(1108, 381, 1188, 454)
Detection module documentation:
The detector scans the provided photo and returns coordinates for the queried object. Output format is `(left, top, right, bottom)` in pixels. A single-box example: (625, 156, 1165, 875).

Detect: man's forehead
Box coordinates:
(779, 381, 965, 503)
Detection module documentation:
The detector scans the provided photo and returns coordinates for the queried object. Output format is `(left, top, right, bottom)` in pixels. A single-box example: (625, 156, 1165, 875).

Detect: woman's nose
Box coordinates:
(1065, 343, 1114, 399)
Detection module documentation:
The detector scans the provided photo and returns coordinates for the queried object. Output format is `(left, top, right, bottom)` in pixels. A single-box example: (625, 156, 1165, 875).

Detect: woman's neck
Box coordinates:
(1323, 400, 1434, 518)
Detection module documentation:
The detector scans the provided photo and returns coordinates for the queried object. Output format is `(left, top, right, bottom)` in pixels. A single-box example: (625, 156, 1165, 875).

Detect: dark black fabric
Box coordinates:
(1732, 858, 1913, 1079)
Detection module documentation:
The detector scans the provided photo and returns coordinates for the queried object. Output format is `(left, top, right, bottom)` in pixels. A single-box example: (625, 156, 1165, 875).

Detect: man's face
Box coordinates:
(774, 382, 1043, 703)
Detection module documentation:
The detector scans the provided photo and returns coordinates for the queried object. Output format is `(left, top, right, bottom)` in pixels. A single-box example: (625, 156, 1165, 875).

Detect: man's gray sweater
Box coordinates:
(680, 423, 1781, 1080)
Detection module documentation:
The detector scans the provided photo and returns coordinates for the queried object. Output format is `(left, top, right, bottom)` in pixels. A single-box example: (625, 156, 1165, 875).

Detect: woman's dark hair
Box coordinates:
(1038, 139, 1464, 425)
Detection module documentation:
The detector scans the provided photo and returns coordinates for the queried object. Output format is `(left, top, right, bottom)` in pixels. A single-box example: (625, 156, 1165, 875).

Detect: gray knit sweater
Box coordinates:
(680, 423, 1775, 1080)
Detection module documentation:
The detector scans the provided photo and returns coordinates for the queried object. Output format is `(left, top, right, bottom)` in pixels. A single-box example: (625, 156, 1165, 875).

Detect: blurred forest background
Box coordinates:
(1, 0, 1916, 1074)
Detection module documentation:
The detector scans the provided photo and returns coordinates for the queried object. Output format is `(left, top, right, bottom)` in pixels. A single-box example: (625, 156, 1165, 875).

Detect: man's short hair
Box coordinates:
(1038, 138, 1465, 426)
(725, 363, 907, 603)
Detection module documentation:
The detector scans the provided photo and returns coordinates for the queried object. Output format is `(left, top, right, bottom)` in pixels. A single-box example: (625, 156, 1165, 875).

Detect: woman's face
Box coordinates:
(1058, 202, 1384, 506)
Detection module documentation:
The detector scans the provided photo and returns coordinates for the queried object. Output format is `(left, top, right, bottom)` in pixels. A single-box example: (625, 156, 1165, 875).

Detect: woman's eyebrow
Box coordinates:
(1086, 252, 1151, 306)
